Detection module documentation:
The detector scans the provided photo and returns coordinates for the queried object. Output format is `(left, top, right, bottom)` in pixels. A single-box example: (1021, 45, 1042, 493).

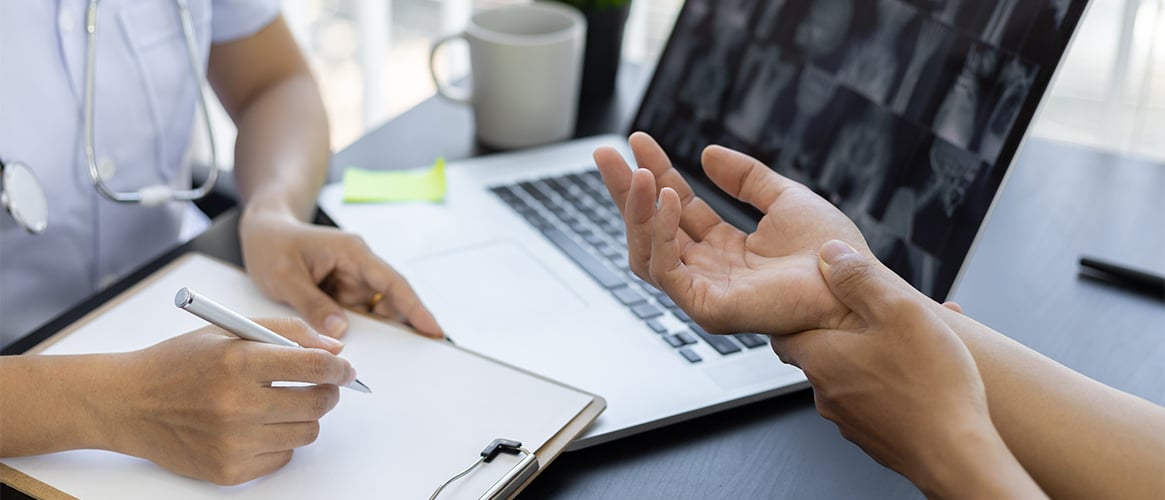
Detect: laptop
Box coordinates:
(319, 0, 1088, 448)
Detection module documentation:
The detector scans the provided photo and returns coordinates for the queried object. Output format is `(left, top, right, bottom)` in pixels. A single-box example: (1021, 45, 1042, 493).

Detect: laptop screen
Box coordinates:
(632, 0, 1088, 299)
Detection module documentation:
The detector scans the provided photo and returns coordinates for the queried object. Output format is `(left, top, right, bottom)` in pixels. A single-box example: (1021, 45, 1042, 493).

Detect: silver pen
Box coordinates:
(175, 287, 372, 393)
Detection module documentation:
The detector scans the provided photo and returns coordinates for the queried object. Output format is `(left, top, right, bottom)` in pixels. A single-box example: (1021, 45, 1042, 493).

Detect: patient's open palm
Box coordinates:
(594, 133, 872, 336)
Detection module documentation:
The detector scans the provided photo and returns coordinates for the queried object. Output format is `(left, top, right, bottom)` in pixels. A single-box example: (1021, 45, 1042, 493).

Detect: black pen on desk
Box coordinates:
(1079, 256, 1165, 299)
(175, 287, 372, 393)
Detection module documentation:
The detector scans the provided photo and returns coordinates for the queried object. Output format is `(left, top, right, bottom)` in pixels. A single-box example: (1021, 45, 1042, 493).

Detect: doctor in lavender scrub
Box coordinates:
(0, 0, 441, 485)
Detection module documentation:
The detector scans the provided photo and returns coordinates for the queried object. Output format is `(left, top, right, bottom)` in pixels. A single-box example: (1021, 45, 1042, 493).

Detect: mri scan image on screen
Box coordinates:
(633, 0, 1087, 299)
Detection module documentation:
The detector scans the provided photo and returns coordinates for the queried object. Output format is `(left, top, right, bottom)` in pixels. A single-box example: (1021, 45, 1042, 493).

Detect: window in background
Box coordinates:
(1036, 0, 1164, 160)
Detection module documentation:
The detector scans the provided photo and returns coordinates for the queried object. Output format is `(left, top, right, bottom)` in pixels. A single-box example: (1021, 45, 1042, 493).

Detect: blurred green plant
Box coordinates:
(546, 0, 631, 10)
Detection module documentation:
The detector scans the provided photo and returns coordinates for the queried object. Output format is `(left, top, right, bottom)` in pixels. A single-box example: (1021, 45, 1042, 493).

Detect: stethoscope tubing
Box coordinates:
(83, 0, 219, 206)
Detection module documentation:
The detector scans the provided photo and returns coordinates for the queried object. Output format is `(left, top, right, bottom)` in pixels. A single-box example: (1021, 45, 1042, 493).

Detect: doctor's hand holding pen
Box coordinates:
(0, 318, 354, 486)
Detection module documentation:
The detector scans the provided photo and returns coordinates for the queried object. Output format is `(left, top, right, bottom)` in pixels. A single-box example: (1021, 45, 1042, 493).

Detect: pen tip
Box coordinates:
(351, 379, 372, 394)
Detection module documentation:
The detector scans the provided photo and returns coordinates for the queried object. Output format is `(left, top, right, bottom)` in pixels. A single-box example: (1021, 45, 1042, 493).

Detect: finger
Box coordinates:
(270, 268, 351, 338)
(254, 318, 344, 355)
(594, 146, 635, 217)
(649, 188, 694, 299)
(624, 168, 659, 281)
(629, 132, 724, 241)
(221, 450, 293, 485)
(942, 301, 963, 314)
(817, 240, 910, 325)
(701, 145, 808, 213)
(255, 384, 341, 424)
(253, 421, 324, 453)
(245, 343, 355, 387)
(321, 274, 377, 310)
(355, 251, 445, 338)
(768, 329, 828, 371)
(207, 450, 293, 486)
(367, 292, 403, 321)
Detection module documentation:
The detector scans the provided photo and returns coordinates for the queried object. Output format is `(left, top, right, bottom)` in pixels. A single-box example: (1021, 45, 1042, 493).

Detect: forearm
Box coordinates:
(232, 72, 330, 222)
(936, 306, 1165, 500)
(0, 354, 126, 456)
(913, 418, 1046, 500)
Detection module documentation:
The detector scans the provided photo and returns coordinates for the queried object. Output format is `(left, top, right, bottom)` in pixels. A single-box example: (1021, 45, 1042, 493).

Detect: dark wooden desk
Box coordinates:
(8, 63, 1163, 498)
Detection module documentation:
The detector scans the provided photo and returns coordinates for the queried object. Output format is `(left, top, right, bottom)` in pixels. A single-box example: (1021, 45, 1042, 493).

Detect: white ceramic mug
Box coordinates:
(429, 3, 586, 150)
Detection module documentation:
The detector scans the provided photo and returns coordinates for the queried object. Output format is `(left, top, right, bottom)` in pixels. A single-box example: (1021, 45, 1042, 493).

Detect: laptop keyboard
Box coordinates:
(490, 169, 770, 364)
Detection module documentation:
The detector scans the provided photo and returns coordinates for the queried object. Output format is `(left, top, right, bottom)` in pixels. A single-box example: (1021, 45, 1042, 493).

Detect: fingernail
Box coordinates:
(318, 334, 344, 349)
(324, 314, 348, 337)
(347, 366, 358, 385)
(821, 240, 858, 265)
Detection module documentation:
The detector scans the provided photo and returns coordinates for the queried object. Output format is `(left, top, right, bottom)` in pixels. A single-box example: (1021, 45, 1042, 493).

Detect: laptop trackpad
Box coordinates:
(408, 241, 586, 328)
(705, 354, 801, 391)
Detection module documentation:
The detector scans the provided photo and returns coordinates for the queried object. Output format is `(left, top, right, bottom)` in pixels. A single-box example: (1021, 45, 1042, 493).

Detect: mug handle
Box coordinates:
(429, 34, 472, 104)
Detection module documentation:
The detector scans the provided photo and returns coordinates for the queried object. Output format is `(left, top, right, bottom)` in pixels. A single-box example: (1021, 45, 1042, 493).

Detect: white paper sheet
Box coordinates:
(2, 254, 594, 499)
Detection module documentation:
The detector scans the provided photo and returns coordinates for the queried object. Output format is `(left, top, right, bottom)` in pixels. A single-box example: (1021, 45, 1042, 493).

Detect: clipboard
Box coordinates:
(1, 253, 604, 499)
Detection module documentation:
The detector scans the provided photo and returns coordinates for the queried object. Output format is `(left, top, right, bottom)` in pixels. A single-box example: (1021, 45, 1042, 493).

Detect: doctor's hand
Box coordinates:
(109, 319, 354, 485)
(593, 132, 872, 336)
(772, 241, 1043, 498)
(239, 210, 443, 339)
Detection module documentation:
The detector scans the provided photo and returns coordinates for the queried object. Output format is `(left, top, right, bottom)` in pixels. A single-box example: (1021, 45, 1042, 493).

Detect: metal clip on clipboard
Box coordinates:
(430, 439, 540, 500)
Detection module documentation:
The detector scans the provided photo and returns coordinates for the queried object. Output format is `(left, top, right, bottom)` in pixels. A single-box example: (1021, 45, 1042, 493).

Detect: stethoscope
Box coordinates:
(0, 0, 219, 235)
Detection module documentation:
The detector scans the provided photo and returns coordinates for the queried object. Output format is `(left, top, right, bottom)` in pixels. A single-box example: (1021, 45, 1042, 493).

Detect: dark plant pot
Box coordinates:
(579, 4, 631, 98)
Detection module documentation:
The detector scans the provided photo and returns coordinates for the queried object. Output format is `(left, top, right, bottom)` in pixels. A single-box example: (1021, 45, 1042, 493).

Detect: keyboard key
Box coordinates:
(677, 331, 698, 345)
(679, 348, 702, 363)
(631, 303, 664, 319)
(511, 204, 536, 216)
(645, 286, 667, 299)
(490, 185, 519, 199)
(629, 275, 653, 289)
(584, 233, 606, 246)
(734, 333, 769, 349)
(600, 246, 623, 260)
(566, 173, 588, 187)
(671, 308, 691, 323)
(541, 228, 626, 289)
(656, 295, 677, 308)
(689, 325, 742, 355)
(545, 177, 577, 198)
(612, 287, 647, 306)
(519, 181, 550, 202)
(584, 210, 608, 224)
(663, 334, 686, 348)
(523, 213, 553, 230)
(645, 319, 667, 333)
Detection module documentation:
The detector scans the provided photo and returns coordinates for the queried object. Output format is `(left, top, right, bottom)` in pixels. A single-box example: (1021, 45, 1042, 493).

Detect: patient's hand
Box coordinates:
(772, 241, 1039, 498)
(593, 132, 871, 336)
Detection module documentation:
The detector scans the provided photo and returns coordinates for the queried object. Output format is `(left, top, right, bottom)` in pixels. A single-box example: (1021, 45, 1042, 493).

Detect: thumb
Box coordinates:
(817, 240, 897, 324)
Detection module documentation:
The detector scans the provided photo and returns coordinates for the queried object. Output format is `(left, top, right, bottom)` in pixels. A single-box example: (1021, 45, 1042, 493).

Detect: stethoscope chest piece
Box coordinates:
(0, 160, 48, 234)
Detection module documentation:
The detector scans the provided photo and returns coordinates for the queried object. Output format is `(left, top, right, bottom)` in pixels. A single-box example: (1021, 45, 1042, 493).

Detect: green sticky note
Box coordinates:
(342, 158, 447, 203)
